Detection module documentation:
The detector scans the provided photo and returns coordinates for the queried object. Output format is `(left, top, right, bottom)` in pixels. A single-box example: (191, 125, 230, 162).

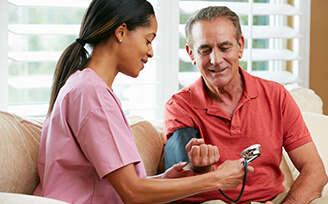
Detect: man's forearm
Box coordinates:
(283, 167, 327, 204)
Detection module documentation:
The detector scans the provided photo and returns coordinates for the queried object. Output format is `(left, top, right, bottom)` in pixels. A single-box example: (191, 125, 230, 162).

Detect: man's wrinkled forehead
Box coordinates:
(190, 18, 236, 47)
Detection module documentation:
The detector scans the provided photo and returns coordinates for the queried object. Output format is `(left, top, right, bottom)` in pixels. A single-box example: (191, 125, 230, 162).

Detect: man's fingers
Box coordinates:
(188, 144, 220, 166)
(185, 138, 204, 152)
(209, 145, 220, 164)
(199, 144, 209, 158)
(189, 145, 200, 160)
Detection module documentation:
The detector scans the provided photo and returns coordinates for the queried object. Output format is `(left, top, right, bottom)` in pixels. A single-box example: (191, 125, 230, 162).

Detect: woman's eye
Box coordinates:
(146, 39, 152, 45)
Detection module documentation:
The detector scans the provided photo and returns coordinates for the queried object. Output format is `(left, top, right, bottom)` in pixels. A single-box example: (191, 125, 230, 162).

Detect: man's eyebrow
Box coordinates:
(219, 41, 233, 46)
(197, 44, 210, 51)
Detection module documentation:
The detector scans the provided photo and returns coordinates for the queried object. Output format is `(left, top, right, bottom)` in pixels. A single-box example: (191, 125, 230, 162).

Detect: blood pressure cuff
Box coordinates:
(163, 127, 201, 170)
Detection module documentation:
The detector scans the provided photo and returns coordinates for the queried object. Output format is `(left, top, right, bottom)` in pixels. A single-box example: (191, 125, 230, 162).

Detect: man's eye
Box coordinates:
(221, 47, 230, 51)
(199, 49, 210, 55)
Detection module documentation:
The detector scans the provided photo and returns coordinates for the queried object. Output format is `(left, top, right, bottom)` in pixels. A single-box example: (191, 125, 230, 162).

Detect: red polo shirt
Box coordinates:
(164, 68, 312, 203)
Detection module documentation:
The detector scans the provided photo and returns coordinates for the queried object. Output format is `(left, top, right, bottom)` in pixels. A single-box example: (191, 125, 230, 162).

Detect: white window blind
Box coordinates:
(178, 0, 311, 88)
(7, 0, 89, 118)
(0, 0, 311, 123)
(4, 0, 167, 122)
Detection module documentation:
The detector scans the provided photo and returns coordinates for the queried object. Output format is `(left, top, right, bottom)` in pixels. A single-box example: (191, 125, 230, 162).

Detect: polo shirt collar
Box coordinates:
(190, 67, 259, 110)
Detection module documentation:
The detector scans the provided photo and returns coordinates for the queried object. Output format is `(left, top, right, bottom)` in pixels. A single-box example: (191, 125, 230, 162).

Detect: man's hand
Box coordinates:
(185, 138, 220, 173)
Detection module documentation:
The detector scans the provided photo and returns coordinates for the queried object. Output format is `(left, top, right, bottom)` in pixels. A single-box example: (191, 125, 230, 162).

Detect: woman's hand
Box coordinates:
(161, 162, 195, 179)
(214, 158, 254, 190)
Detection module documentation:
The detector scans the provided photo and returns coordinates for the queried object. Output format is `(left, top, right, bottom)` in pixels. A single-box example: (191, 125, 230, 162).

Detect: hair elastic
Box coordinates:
(76, 38, 86, 46)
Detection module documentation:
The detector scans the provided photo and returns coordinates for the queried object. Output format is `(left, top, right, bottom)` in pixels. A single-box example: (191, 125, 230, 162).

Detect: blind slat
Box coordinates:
(179, 25, 301, 39)
(9, 75, 159, 89)
(179, 48, 301, 62)
(9, 24, 80, 35)
(9, 51, 61, 62)
(9, 0, 90, 8)
(180, 1, 301, 16)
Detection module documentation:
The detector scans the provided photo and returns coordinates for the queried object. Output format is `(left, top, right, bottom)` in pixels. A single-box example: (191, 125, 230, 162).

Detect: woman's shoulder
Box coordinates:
(62, 68, 116, 110)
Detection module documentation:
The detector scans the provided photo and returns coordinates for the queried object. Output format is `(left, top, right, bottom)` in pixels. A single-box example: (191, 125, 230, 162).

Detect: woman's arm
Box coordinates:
(107, 159, 253, 204)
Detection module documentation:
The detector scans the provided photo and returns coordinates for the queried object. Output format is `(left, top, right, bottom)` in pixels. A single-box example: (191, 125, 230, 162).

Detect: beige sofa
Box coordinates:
(0, 86, 327, 203)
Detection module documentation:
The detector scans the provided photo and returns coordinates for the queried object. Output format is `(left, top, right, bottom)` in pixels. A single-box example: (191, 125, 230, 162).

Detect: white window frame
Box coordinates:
(153, 0, 180, 121)
(0, 0, 9, 110)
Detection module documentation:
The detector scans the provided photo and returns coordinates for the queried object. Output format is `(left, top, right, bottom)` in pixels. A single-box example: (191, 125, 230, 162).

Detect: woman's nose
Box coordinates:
(147, 46, 154, 58)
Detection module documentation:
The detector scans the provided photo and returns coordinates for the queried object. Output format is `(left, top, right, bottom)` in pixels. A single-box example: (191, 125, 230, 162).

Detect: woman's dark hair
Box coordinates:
(48, 0, 155, 115)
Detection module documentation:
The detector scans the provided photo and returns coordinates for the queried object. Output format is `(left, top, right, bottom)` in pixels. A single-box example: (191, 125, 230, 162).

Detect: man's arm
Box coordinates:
(163, 127, 219, 174)
(283, 142, 327, 204)
(185, 138, 220, 174)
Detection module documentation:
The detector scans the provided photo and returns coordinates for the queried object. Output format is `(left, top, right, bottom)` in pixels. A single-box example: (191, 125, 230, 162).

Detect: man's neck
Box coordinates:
(205, 71, 244, 118)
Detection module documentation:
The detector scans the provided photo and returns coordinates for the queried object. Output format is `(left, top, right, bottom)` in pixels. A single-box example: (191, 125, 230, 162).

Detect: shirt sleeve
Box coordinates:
(164, 95, 196, 140)
(282, 87, 312, 152)
(76, 107, 142, 179)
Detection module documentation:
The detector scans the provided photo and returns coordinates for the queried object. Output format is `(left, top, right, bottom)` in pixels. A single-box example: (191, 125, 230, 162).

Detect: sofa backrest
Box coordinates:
(0, 110, 42, 194)
(0, 111, 166, 196)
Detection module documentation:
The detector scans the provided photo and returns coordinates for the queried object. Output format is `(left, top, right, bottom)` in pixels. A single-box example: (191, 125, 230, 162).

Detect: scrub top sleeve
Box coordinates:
(76, 107, 142, 179)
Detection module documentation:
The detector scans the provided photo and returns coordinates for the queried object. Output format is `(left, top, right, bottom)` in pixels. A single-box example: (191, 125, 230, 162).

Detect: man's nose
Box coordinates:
(210, 48, 223, 64)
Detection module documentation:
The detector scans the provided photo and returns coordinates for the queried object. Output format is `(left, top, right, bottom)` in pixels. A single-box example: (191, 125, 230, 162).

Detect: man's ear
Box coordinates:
(115, 23, 127, 42)
(186, 44, 196, 65)
(238, 35, 245, 59)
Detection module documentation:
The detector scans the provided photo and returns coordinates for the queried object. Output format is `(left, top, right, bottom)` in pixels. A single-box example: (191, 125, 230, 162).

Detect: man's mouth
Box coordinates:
(209, 67, 227, 73)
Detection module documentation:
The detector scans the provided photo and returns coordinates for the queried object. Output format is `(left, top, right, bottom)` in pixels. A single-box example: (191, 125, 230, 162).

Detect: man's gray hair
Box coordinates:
(185, 6, 242, 48)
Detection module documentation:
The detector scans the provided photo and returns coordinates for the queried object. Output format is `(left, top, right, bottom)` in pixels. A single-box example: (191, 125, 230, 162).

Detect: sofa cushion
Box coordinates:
(302, 112, 328, 195)
(0, 110, 43, 194)
(282, 112, 328, 200)
(280, 150, 295, 189)
(0, 192, 68, 204)
(129, 119, 164, 176)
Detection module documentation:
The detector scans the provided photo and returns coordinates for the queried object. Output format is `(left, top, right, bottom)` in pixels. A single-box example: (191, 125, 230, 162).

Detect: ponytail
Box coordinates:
(47, 40, 89, 115)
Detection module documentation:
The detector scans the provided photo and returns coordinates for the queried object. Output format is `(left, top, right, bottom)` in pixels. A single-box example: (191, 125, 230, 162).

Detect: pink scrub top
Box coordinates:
(34, 68, 146, 203)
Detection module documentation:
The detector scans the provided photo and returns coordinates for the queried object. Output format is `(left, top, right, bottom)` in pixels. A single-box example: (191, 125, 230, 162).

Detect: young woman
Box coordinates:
(34, 0, 252, 203)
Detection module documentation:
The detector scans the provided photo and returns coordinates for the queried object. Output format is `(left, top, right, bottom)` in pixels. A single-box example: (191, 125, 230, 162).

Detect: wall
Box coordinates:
(310, 0, 328, 115)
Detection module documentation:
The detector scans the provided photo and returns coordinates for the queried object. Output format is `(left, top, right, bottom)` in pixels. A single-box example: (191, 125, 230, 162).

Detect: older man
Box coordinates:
(163, 6, 327, 204)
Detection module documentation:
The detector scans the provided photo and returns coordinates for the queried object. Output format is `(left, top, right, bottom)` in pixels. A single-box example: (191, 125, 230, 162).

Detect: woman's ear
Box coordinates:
(115, 23, 127, 43)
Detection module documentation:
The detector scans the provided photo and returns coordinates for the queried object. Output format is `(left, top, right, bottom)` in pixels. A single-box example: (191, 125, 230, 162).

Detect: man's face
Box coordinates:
(187, 17, 244, 90)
